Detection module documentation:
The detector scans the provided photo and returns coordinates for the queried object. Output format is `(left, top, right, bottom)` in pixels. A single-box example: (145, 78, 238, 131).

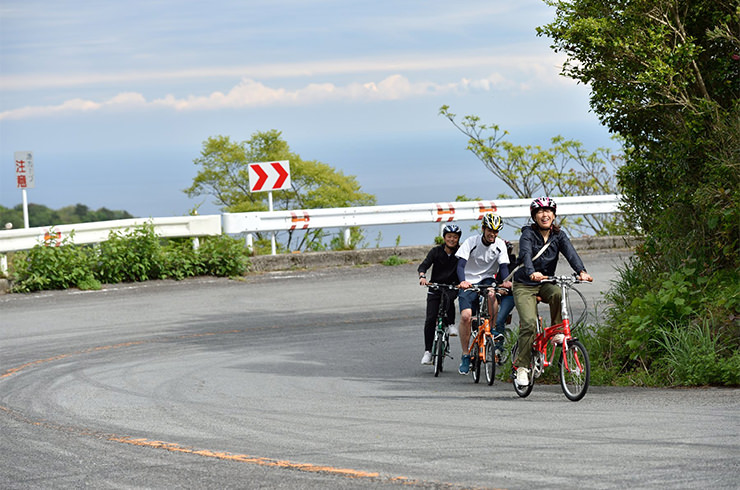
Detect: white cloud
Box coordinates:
(0, 66, 573, 120)
(0, 51, 566, 90)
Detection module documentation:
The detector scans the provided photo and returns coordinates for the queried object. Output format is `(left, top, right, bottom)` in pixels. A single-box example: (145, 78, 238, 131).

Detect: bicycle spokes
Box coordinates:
(559, 340, 590, 402)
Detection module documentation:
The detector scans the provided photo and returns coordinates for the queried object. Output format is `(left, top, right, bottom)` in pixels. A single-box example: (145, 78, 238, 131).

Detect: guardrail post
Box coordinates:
(343, 227, 351, 248)
(246, 233, 254, 253)
(1, 254, 7, 276)
(192, 237, 200, 250)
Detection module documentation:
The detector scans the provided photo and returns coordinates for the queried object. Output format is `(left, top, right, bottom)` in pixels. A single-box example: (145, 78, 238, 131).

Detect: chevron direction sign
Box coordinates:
(248, 160, 291, 192)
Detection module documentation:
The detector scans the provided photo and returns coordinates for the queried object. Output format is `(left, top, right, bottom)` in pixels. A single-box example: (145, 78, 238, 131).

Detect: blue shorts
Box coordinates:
(458, 278, 494, 313)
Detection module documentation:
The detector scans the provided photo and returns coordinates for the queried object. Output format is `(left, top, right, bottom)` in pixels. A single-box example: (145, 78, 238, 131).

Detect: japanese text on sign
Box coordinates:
(14, 151, 35, 189)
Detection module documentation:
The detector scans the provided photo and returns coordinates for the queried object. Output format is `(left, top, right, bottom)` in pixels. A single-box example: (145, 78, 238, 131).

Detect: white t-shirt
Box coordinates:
(455, 235, 509, 284)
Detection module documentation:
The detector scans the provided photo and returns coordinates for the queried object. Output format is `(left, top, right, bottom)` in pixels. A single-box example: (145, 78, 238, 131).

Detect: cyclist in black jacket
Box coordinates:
(512, 197, 593, 386)
(417, 224, 461, 365)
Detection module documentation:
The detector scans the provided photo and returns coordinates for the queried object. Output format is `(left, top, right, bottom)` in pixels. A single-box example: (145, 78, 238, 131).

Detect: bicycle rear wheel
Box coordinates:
(559, 339, 590, 401)
(433, 330, 445, 377)
(510, 341, 534, 398)
(484, 338, 496, 385)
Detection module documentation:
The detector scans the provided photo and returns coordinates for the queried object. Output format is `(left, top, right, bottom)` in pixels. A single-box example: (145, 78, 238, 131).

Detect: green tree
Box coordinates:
(184, 130, 376, 252)
(0, 203, 133, 229)
(538, 0, 739, 384)
(439, 105, 623, 235)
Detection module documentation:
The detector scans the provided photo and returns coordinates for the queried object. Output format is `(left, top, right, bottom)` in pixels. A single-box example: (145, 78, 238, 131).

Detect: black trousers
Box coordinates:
(423, 289, 457, 351)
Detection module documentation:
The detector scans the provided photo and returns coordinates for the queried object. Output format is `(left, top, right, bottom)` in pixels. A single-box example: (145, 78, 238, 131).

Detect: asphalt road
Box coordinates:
(1, 249, 738, 489)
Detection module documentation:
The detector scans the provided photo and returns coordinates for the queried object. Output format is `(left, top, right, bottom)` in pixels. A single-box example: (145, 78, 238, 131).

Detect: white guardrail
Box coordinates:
(223, 194, 621, 249)
(0, 195, 621, 273)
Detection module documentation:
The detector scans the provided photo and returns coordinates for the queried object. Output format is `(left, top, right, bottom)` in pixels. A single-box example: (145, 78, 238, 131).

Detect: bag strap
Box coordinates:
(502, 239, 552, 283)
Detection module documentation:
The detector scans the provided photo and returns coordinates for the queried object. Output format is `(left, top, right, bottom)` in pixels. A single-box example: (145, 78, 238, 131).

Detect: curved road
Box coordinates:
(1, 249, 738, 489)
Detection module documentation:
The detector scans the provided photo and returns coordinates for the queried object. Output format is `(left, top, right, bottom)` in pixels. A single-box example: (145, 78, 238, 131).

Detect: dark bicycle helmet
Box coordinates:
(481, 213, 503, 232)
(442, 223, 462, 237)
(530, 196, 557, 218)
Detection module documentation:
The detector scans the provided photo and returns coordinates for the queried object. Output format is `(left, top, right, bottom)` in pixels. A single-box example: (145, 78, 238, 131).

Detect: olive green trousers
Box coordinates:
(512, 282, 562, 367)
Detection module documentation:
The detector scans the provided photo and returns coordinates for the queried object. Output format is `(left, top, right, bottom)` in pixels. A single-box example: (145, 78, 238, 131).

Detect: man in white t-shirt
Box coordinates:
(455, 213, 512, 375)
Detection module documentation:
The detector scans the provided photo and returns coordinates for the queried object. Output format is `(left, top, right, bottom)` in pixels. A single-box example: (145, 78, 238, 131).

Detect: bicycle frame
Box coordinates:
(467, 285, 505, 385)
(425, 283, 457, 376)
(532, 276, 582, 373)
(513, 275, 591, 401)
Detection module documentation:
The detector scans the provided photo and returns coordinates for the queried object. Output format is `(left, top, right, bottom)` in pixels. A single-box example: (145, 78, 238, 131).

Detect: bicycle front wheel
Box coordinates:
(471, 345, 481, 383)
(484, 338, 496, 386)
(511, 341, 534, 398)
(433, 331, 445, 377)
(559, 339, 590, 401)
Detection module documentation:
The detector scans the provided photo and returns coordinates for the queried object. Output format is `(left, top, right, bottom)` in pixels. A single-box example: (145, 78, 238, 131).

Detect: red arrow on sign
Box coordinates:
(251, 165, 269, 191)
(248, 160, 291, 193)
(272, 162, 289, 189)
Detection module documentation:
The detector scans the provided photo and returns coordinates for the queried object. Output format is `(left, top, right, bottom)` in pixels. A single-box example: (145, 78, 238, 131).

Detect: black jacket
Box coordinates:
(513, 225, 586, 286)
(418, 244, 459, 285)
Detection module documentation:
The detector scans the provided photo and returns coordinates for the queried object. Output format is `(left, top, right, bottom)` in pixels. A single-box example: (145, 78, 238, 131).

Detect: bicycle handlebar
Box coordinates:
(540, 275, 592, 285)
(424, 282, 459, 290)
(466, 284, 510, 295)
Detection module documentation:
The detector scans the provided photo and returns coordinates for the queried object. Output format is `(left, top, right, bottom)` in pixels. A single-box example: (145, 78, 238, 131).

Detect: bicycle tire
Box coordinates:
(433, 330, 445, 377)
(559, 339, 590, 401)
(471, 344, 481, 383)
(511, 341, 534, 398)
(484, 338, 496, 386)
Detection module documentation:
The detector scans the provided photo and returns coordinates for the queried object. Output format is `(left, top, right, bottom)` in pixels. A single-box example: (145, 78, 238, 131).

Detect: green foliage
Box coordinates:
(328, 227, 367, 251)
(197, 234, 250, 277)
(95, 224, 165, 283)
(184, 130, 376, 253)
(590, 262, 740, 386)
(0, 203, 133, 229)
(9, 224, 251, 292)
(160, 238, 202, 280)
(538, 0, 740, 386)
(11, 233, 99, 292)
(439, 105, 623, 236)
(652, 321, 740, 386)
(382, 255, 408, 266)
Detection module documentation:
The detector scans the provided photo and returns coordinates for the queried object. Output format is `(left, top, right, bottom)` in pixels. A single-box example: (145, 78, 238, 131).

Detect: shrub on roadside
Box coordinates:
(11, 233, 100, 292)
(95, 223, 165, 283)
(591, 259, 739, 387)
(9, 224, 251, 293)
(197, 234, 250, 277)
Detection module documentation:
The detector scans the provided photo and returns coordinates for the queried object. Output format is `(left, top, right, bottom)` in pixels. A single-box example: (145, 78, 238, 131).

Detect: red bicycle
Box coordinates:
(511, 275, 591, 401)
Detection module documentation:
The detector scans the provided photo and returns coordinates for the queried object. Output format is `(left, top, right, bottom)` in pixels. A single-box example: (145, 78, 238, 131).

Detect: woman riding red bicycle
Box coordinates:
(512, 197, 593, 387)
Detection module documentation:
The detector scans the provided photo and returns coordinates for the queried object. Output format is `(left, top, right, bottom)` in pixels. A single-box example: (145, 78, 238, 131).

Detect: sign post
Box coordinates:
(14, 151, 35, 228)
(247, 160, 291, 255)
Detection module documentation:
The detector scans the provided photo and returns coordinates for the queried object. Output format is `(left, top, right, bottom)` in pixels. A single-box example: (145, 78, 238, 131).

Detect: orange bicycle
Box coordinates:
(467, 285, 506, 386)
(511, 275, 591, 401)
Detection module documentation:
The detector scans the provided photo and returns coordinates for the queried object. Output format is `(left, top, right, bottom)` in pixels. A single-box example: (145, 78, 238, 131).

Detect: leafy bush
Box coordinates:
(11, 233, 100, 292)
(593, 259, 739, 386)
(197, 234, 250, 277)
(95, 223, 165, 283)
(382, 255, 408, 266)
(161, 238, 203, 280)
(9, 224, 251, 292)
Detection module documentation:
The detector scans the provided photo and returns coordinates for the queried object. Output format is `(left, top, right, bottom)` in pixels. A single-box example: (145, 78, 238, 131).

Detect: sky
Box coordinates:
(0, 0, 616, 246)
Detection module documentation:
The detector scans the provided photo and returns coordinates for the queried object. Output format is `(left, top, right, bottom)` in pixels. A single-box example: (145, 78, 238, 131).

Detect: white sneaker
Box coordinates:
(516, 367, 530, 386)
(552, 333, 565, 344)
(448, 324, 459, 337)
(421, 351, 433, 365)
